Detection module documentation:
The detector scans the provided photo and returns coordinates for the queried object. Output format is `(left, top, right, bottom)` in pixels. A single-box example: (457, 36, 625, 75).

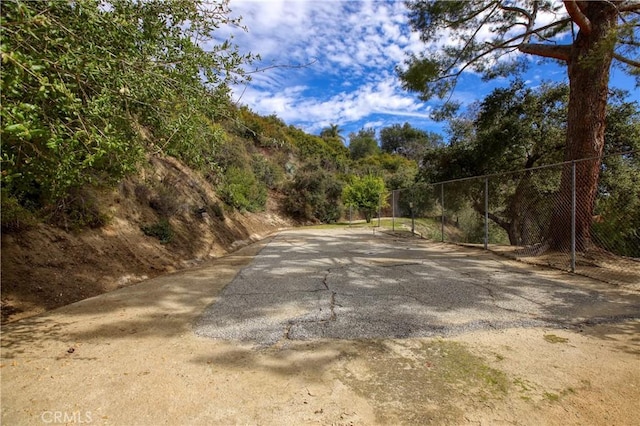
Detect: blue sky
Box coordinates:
(217, 0, 638, 141)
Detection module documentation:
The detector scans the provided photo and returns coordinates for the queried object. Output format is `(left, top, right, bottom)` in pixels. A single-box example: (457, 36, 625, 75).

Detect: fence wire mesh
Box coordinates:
(378, 152, 640, 286)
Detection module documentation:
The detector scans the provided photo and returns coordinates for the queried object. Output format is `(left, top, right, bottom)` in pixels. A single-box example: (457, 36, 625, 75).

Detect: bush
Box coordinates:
(219, 167, 267, 212)
(1, 191, 37, 233)
(342, 175, 388, 223)
(252, 154, 285, 190)
(49, 188, 109, 230)
(141, 219, 173, 244)
(211, 202, 225, 220)
(148, 186, 180, 218)
(285, 166, 344, 223)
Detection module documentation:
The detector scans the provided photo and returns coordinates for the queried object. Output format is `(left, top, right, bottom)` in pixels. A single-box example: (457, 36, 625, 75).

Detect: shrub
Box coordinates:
(285, 165, 344, 223)
(211, 202, 225, 220)
(1, 190, 37, 233)
(49, 188, 109, 230)
(342, 175, 388, 223)
(148, 186, 180, 218)
(252, 154, 285, 190)
(141, 219, 173, 244)
(219, 166, 267, 212)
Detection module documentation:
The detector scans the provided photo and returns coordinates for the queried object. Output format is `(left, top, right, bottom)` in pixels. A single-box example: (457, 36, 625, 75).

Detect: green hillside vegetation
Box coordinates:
(2, 0, 637, 256)
(0, 0, 415, 232)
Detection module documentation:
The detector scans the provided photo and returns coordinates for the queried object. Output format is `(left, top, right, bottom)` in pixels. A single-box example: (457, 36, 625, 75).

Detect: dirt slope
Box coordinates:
(1, 154, 295, 323)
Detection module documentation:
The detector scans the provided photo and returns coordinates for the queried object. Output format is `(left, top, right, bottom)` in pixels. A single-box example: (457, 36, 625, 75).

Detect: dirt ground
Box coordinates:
(2, 238, 639, 425)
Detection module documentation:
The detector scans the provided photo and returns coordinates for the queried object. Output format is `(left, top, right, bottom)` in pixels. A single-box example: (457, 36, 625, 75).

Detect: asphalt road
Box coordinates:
(195, 228, 640, 346)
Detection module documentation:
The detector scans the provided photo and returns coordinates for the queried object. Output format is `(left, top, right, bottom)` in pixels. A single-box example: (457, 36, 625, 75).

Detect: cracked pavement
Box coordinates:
(195, 228, 640, 346)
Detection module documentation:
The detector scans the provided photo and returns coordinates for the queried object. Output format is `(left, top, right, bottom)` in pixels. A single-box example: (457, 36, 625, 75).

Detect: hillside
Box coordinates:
(1, 154, 297, 323)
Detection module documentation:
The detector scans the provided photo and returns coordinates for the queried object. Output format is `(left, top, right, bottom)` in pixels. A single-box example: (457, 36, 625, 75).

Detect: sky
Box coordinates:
(216, 0, 638, 141)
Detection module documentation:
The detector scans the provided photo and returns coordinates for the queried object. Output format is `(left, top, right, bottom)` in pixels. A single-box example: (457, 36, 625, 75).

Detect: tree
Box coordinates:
(399, 0, 640, 251)
(1, 0, 253, 209)
(420, 83, 639, 249)
(342, 175, 388, 223)
(320, 123, 345, 142)
(380, 122, 443, 162)
(349, 128, 379, 160)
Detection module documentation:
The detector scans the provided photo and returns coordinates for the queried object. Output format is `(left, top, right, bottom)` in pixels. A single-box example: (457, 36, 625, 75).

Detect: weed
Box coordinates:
(543, 392, 560, 402)
(211, 202, 225, 220)
(134, 183, 152, 204)
(543, 334, 569, 344)
(1, 191, 37, 232)
(339, 339, 510, 424)
(149, 187, 180, 218)
(141, 219, 173, 244)
(50, 188, 109, 230)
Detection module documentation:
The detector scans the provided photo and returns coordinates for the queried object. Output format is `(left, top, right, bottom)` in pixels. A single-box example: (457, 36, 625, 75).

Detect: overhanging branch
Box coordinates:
(619, 3, 640, 13)
(613, 52, 640, 67)
(519, 43, 571, 61)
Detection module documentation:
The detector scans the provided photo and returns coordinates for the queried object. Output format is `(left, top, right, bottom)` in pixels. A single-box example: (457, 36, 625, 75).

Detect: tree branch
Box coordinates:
(613, 52, 640, 67)
(564, 0, 592, 34)
(519, 43, 571, 61)
(498, 3, 534, 23)
(618, 3, 640, 13)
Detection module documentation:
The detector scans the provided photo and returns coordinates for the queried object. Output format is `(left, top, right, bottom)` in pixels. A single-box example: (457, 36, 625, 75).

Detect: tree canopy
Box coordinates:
(399, 0, 640, 251)
(342, 175, 388, 223)
(348, 128, 380, 160)
(379, 122, 443, 162)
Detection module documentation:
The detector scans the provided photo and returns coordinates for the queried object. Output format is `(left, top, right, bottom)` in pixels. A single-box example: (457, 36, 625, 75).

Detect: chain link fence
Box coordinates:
(377, 151, 640, 287)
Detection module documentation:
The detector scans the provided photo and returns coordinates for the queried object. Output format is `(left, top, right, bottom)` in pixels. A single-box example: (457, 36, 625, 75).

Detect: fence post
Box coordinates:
(410, 202, 415, 235)
(349, 205, 352, 227)
(392, 190, 396, 232)
(571, 161, 576, 273)
(378, 196, 381, 228)
(441, 183, 445, 242)
(484, 177, 489, 250)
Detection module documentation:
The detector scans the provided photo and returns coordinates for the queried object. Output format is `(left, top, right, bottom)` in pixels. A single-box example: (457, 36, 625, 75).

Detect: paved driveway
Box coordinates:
(196, 228, 640, 346)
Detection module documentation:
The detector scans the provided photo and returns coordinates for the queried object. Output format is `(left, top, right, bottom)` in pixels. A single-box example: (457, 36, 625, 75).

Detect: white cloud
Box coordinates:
(221, 0, 439, 134)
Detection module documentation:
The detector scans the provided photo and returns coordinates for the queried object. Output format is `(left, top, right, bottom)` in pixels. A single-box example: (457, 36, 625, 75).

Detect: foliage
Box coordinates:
(141, 219, 173, 244)
(592, 96, 640, 256)
(348, 128, 380, 160)
(380, 122, 443, 162)
(219, 166, 267, 212)
(0, 190, 37, 232)
(234, 107, 294, 150)
(320, 123, 346, 143)
(252, 154, 285, 191)
(288, 126, 349, 168)
(1, 0, 253, 213)
(399, 1, 638, 103)
(342, 175, 388, 223)
(399, 0, 640, 249)
(417, 84, 639, 251)
(148, 185, 181, 218)
(355, 153, 418, 191)
(285, 164, 344, 223)
(418, 83, 569, 245)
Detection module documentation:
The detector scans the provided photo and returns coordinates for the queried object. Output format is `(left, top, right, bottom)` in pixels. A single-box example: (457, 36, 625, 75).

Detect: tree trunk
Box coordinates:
(547, 2, 618, 251)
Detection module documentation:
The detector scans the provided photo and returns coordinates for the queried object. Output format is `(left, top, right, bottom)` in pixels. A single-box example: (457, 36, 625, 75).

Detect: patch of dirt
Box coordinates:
(1, 154, 296, 324)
